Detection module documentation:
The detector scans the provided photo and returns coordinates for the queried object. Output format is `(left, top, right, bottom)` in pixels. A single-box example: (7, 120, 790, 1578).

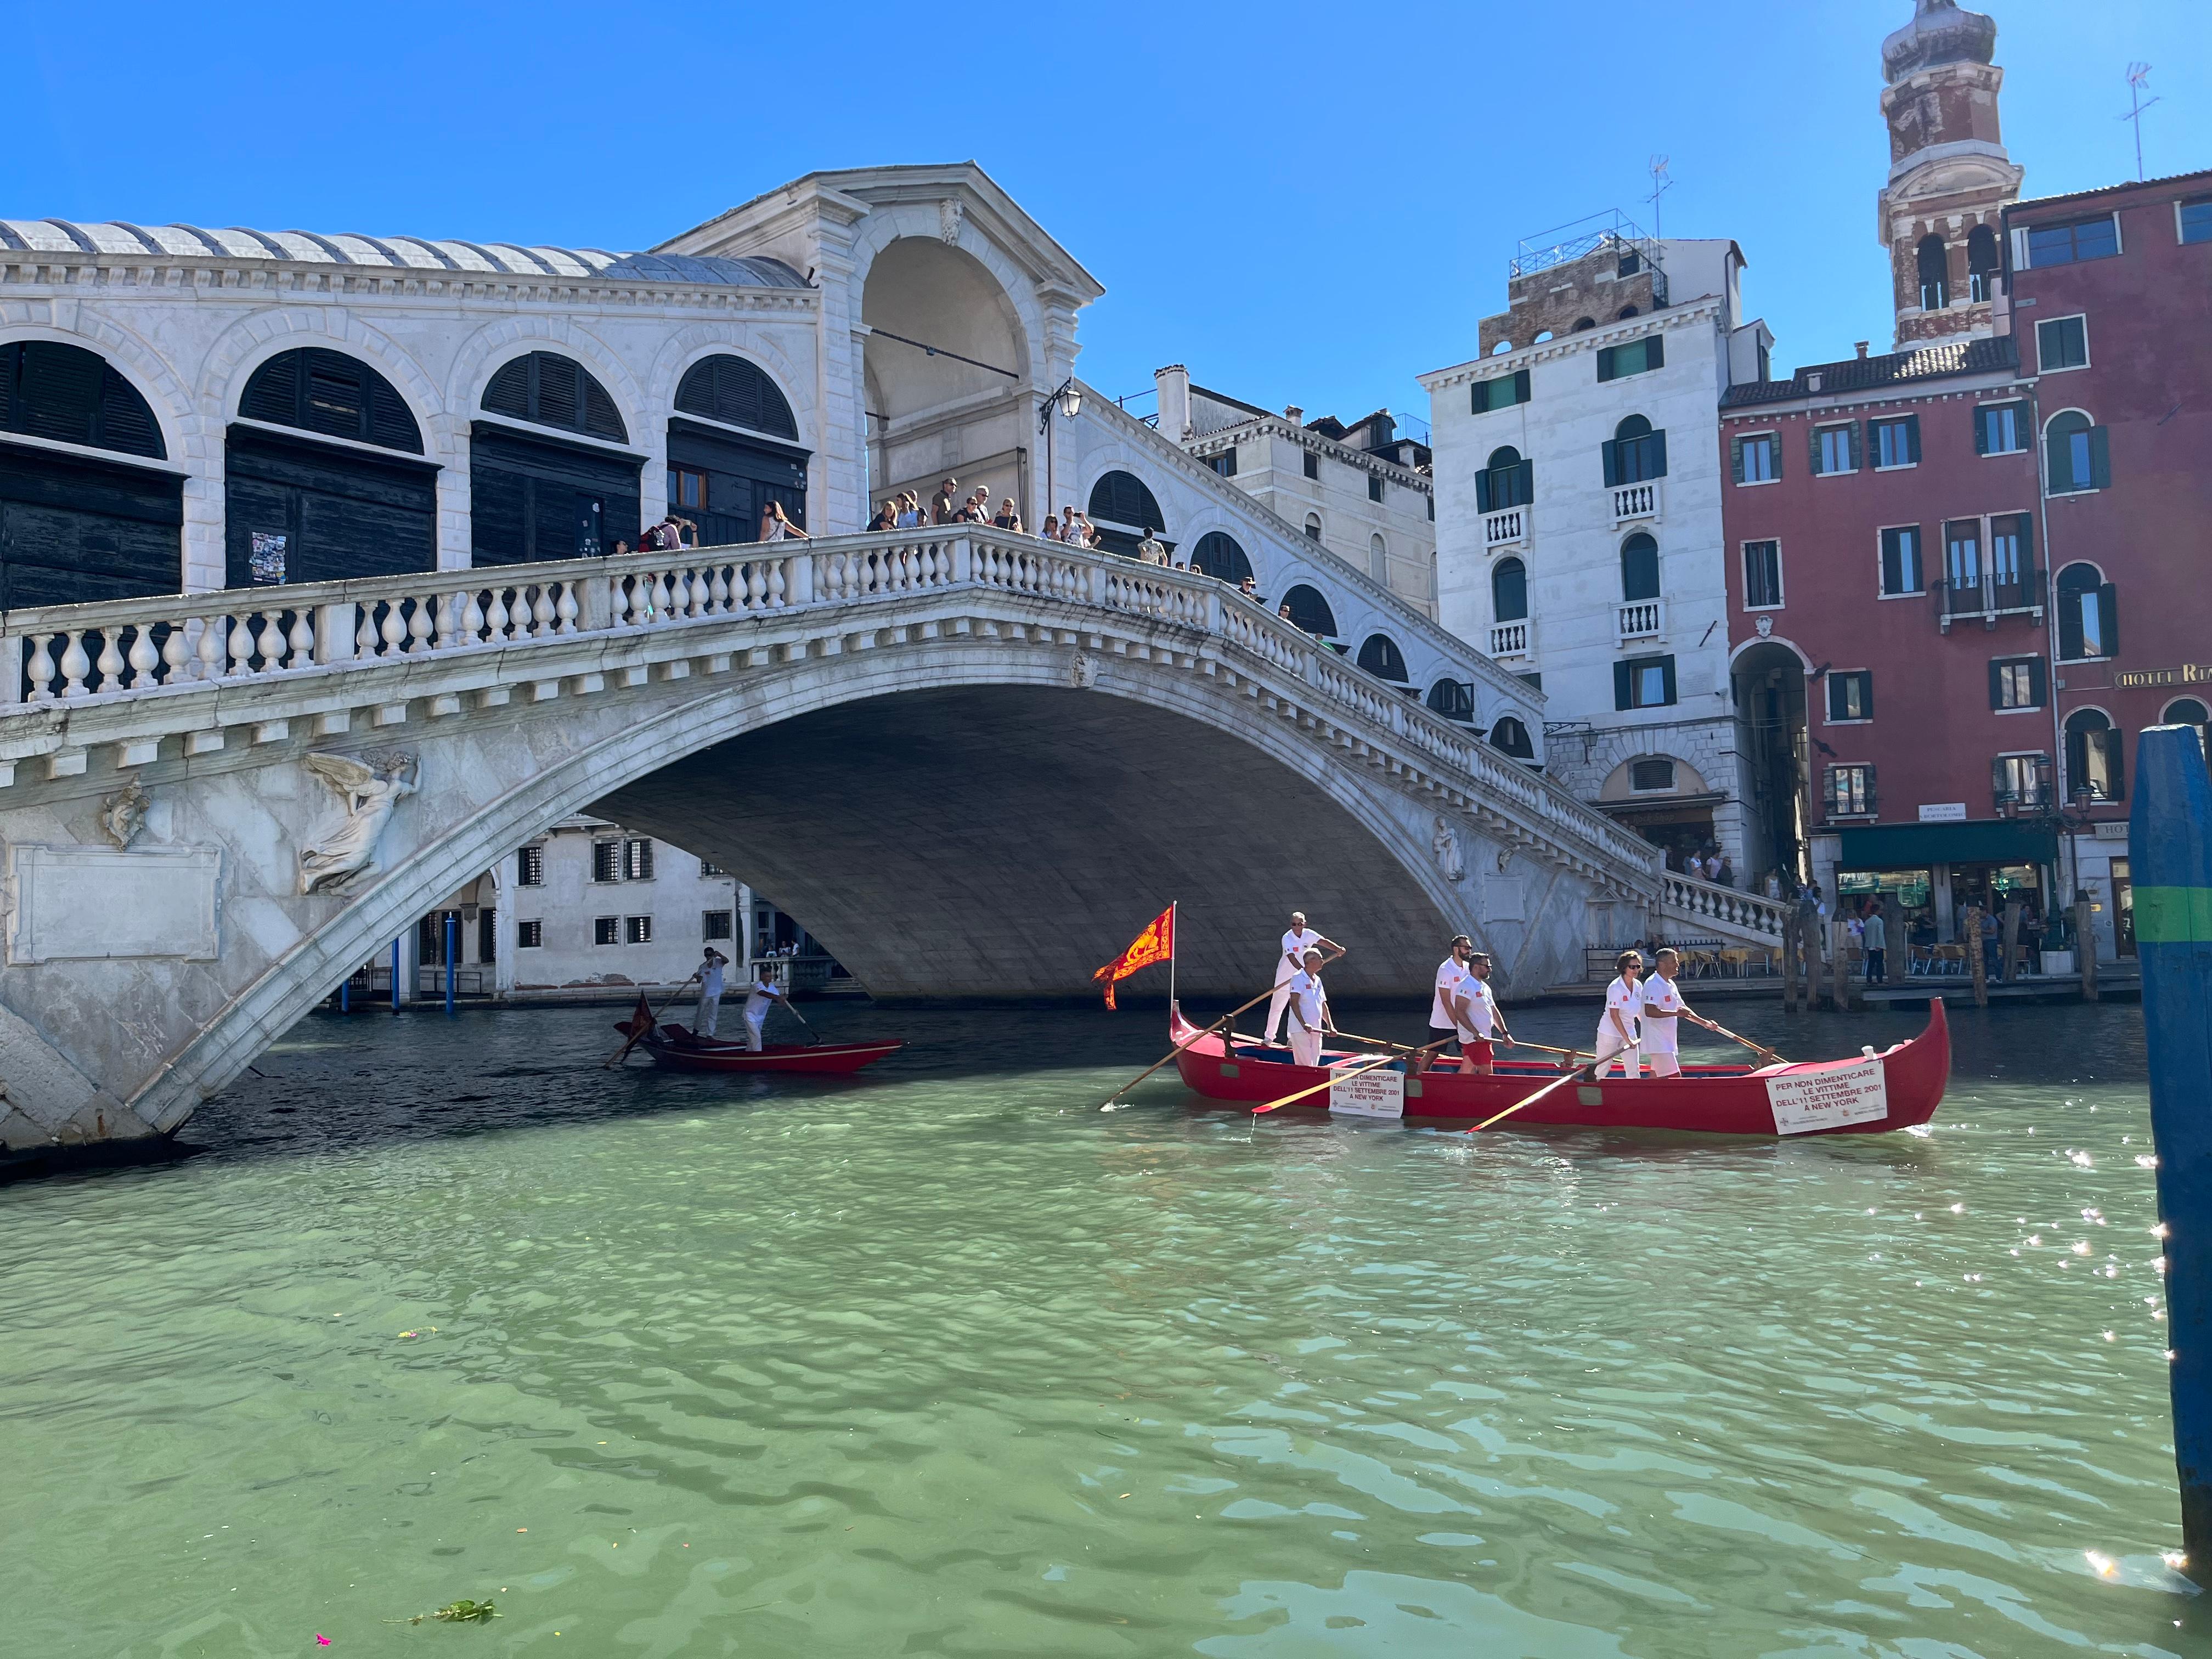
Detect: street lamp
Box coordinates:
(1039, 376, 1081, 526)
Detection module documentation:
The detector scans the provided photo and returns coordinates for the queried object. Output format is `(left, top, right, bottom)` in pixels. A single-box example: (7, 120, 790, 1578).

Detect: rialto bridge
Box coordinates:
(0, 529, 1737, 1153)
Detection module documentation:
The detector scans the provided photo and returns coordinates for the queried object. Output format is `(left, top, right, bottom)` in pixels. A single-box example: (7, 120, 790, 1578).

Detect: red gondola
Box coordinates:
(611, 1003, 902, 1075)
(1169, 998, 1950, 1136)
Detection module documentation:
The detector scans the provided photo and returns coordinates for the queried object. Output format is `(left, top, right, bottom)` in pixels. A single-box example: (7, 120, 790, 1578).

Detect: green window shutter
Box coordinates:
(1771, 434, 1783, 481)
(2046, 427, 2070, 491)
(1601, 440, 1620, 488)
(1731, 437, 1745, 484)
(1646, 335, 1664, 370)
(1470, 383, 1482, 415)
(1659, 656, 1678, 704)
(1596, 347, 1617, 383)
(1514, 369, 1530, 404)
(1988, 659, 2005, 709)
(1974, 406, 1990, 456)
(1475, 469, 1492, 513)
(1613, 659, 1633, 710)
(1861, 675, 1874, 719)
(2098, 583, 2120, 657)
(2090, 427, 2112, 490)
(2109, 728, 2127, 800)
(1651, 429, 1668, 478)
(2029, 657, 2049, 705)
(1809, 423, 1825, 476)
(1516, 458, 1533, 502)
(1848, 422, 1863, 470)
(1906, 415, 1922, 464)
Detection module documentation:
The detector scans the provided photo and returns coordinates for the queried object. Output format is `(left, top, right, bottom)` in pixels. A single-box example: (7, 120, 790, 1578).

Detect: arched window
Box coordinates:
(2045, 409, 2106, 495)
(1917, 233, 1949, 311)
(675, 354, 797, 439)
(1621, 532, 1660, 601)
(1533, 330, 1555, 344)
(1087, 470, 1166, 534)
(1190, 531, 1251, 583)
(240, 348, 422, 452)
(1489, 716, 1536, 760)
(1356, 633, 1408, 682)
(1605, 414, 1667, 484)
(1369, 533, 1388, 582)
(2064, 708, 2124, 802)
(1281, 583, 1338, 637)
(1489, 339, 1513, 356)
(0, 341, 165, 458)
(482, 351, 628, 442)
(1617, 305, 1639, 320)
(1572, 317, 1597, 332)
(1479, 445, 1531, 512)
(1967, 225, 2000, 303)
(1427, 680, 1476, 723)
(1491, 556, 1527, 622)
(1304, 513, 1322, 542)
(2055, 561, 2117, 661)
(2163, 697, 2209, 729)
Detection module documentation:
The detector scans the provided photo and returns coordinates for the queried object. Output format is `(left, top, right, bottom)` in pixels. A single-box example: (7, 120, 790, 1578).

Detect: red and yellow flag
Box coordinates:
(1093, 903, 1175, 1011)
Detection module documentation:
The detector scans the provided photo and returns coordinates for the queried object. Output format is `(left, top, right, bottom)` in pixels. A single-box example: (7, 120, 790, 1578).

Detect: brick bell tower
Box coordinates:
(1877, 0, 2023, 346)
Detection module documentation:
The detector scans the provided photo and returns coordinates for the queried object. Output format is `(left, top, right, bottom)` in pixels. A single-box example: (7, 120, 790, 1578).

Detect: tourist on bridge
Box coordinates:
(1637, 948, 1717, 1078)
(1595, 950, 1644, 1078)
(870, 500, 898, 532)
(1040, 513, 1062, 540)
(992, 498, 1023, 532)
(896, 492, 924, 528)
(1285, 948, 1335, 1068)
(931, 478, 961, 523)
(759, 501, 810, 543)
(742, 966, 789, 1053)
(1137, 527, 1169, 566)
(694, 947, 731, 1037)
(1266, 912, 1341, 1045)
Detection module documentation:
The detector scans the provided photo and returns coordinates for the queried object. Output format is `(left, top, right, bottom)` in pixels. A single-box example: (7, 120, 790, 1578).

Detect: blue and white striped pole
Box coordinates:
(2131, 722, 2212, 1574)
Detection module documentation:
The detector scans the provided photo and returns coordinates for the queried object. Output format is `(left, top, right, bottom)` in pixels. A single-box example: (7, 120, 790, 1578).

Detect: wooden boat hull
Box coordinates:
(1168, 999, 1949, 1136)
(616, 1019, 903, 1075)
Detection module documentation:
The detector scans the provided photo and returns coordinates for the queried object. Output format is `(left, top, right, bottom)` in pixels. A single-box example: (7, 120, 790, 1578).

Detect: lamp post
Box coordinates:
(1038, 376, 1082, 529)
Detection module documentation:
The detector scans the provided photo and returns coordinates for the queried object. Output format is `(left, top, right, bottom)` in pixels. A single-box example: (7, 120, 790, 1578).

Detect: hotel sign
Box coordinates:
(2116, 664, 2212, 689)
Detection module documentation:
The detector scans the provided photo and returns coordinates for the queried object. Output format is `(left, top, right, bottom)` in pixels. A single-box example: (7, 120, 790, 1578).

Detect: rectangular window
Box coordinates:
(1870, 414, 1920, 469)
(1813, 423, 1857, 476)
(623, 838, 654, 881)
(1302, 451, 1319, 480)
(703, 909, 734, 942)
(1201, 449, 1237, 477)
(1596, 336, 1664, 381)
(1733, 432, 1779, 484)
(699, 858, 721, 877)
(1989, 513, 2032, 590)
(1827, 671, 1872, 722)
(517, 918, 544, 949)
(1630, 758, 1675, 791)
(2047, 421, 2110, 494)
(1995, 752, 2051, 808)
(1826, 764, 1876, 817)
(624, 914, 653, 945)
(593, 916, 619, 946)
(516, 844, 544, 887)
(672, 467, 708, 511)
(591, 839, 621, 883)
(1944, 520, 1983, 592)
(1974, 401, 2027, 455)
(1742, 540, 1784, 609)
(1471, 370, 1531, 413)
(2182, 196, 2212, 246)
(2024, 215, 2120, 267)
(1613, 653, 1677, 710)
(2036, 314, 2089, 371)
(1880, 525, 1924, 596)
(1367, 473, 1385, 503)
(1990, 655, 2047, 710)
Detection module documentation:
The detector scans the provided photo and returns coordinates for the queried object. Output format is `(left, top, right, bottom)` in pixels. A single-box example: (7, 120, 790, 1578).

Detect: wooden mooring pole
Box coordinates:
(2130, 723, 2212, 1579)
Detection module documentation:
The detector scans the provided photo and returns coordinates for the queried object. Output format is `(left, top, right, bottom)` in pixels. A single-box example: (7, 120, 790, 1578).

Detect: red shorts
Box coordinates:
(1462, 1037, 1494, 1064)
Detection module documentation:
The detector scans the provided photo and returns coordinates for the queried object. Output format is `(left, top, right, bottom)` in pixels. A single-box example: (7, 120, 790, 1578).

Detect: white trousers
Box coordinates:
(1266, 979, 1295, 1042)
(1644, 1049, 1681, 1077)
(696, 990, 721, 1037)
(1288, 1024, 1324, 1068)
(1593, 1022, 1639, 1079)
(743, 1008, 767, 1052)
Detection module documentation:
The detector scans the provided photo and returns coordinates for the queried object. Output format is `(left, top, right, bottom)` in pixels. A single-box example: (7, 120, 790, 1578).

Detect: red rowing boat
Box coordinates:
(612, 1003, 902, 1075)
(1169, 998, 1950, 1136)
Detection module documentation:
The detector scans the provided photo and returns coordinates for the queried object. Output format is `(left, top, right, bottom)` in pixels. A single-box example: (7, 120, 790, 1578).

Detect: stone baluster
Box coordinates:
(287, 609, 315, 666)
(403, 596, 433, 654)
(486, 588, 512, 642)
(57, 630, 91, 698)
(198, 615, 228, 681)
(460, 589, 485, 645)
(709, 565, 731, 614)
(26, 633, 58, 702)
(741, 562, 764, 610)
(766, 558, 787, 607)
(556, 581, 579, 634)
(128, 625, 162, 689)
(529, 584, 557, 639)
(648, 572, 672, 623)
(227, 612, 257, 678)
(162, 623, 192, 687)
(433, 591, 464, 649)
(95, 629, 126, 693)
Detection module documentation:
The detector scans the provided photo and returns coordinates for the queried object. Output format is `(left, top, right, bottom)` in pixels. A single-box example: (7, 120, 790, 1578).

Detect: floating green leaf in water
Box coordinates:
(402, 1599, 500, 1625)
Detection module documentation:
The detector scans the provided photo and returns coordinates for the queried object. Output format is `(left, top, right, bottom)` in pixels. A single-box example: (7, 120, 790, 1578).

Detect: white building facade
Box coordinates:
(1422, 231, 1771, 872)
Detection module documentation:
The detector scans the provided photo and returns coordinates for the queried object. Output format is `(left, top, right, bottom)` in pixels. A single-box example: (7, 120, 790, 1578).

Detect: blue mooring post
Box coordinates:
(444, 915, 458, 1017)
(2131, 723, 2212, 1575)
(340, 973, 349, 1014)
(391, 938, 402, 1014)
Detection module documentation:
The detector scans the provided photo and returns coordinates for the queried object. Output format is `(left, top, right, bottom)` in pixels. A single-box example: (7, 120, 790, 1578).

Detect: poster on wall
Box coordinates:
(249, 532, 288, 586)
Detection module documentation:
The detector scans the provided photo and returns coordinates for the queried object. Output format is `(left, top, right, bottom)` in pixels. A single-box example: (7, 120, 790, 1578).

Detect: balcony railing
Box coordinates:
(1483, 506, 1528, 549)
(1489, 619, 1533, 659)
(1612, 480, 1661, 523)
(1936, 566, 2045, 630)
(1617, 599, 1664, 642)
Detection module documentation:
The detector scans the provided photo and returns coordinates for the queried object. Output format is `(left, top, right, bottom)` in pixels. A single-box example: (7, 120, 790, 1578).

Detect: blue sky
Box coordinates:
(4, 0, 2202, 430)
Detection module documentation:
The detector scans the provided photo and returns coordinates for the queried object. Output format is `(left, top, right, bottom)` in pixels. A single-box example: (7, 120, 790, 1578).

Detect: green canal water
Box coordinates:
(2, 999, 2202, 1657)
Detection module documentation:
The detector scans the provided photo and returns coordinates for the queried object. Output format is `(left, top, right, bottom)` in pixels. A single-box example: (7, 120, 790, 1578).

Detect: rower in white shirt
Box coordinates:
(741, 968, 787, 1053)
(1458, 950, 1512, 1075)
(1427, 934, 1477, 1068)
(1285, 947, 1336, 1068)
(1594, 949, 1644, 1078)
(1265, 911, 1342, 1046)
(1635, 947, 1717, 1078)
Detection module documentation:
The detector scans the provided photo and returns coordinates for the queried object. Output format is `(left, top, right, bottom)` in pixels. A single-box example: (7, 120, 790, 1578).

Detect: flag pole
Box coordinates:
(1169, 901, 1177, 1012)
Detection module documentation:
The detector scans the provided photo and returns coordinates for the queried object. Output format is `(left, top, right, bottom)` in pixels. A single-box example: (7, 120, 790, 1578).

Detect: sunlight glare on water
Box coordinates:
(0, 999, 2202, 1656)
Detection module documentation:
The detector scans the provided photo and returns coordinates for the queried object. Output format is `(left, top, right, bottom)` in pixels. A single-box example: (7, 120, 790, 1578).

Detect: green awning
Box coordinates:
(1837, 820, 2059, 870)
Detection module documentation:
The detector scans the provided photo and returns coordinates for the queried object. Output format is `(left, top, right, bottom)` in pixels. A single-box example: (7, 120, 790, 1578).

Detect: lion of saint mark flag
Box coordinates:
(1093, 903, 1176, 1010)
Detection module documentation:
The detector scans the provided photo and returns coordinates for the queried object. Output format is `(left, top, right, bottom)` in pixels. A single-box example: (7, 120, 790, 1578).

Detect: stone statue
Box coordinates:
(299, 752, 419, 895)
(1431, 815, 1465, 883)
(96, 778, 150, 850)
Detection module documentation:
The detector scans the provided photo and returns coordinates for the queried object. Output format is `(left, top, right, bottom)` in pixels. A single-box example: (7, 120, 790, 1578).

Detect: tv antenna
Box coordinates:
(1647, 156, 1674, 241)
(2120, 63, 2159, 181)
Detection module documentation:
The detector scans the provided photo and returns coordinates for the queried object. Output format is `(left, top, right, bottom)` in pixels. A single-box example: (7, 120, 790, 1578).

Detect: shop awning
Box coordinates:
(1837, 820, 2058, 870)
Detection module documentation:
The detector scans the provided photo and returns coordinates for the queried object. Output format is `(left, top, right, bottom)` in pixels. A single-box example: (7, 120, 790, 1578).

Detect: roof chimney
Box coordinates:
(1284, 405, 1304, 427)
(1154, 364, 1193, 442)
(1855, 341, 1870, 359)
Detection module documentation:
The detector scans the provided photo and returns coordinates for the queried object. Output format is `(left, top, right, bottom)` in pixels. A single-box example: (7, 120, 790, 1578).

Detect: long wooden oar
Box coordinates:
(1099, 984, 1278, 1107)
(1252, 1037, 1451, 1115)
(1327, 1027, 1439, 1058)
(603, 970, 702, 1067)
(1470, 1062, 1596, 1133)
(1694, 1017, 1786, 1067)
(1505, 1039, 1595, 1063)
(783, 1000, 823, 1047)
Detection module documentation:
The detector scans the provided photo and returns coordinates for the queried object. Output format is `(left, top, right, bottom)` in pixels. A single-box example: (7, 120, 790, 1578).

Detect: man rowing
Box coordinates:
(1594, 949, 1644, 1078)
(1265, 911, 1341, 1046)
(1459, 950, 1512, 1074)
(1285, 947, 1337, 1068)
(1636, 946, 1719, 1078)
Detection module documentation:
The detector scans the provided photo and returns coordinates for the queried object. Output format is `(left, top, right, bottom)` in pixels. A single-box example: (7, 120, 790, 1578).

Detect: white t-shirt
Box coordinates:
(743, 978, 780, 1015)
(1276, 927, 1321, 984)
(1459, 975, 1498, 1039)
(699, 957, 726, 999)
(1286, 969, 1327, 1030)
(1430, 957, 1469, 1028)
(1638, 975, 1684, 1054)
(1602, 975, 1641, 1041)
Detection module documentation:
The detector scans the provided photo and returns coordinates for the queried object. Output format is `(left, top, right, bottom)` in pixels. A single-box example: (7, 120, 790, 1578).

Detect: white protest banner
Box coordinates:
(1765, 1058, 1889, 1136)
(1329, 1069, 1405, 1119)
